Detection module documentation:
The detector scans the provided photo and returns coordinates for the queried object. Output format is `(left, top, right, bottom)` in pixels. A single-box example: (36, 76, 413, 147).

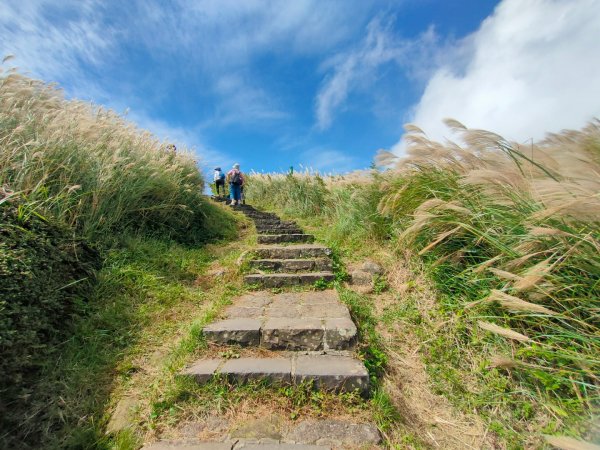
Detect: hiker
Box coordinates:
(213, 167, 225, 195)
(226, 163, 244, 206)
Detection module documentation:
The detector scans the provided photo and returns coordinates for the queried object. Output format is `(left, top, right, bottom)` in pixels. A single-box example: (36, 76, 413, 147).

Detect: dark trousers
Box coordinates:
(215, 179, 225, 195)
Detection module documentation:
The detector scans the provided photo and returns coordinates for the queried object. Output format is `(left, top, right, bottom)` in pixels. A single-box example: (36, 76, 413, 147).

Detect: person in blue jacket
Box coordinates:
(226, 163, 244, 206)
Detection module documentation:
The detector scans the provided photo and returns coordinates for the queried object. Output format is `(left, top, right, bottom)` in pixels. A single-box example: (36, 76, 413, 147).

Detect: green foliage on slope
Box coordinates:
(245, 120, 600, 446)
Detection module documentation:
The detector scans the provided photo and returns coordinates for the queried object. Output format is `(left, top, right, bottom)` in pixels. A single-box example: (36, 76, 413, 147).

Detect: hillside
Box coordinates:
(1, 70, 598, 450)
(244, 120, 600, 448)
(0, 72, 237, 448)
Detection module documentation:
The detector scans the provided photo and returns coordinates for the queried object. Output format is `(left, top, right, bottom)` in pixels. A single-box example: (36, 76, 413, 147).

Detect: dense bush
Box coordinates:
(0, 201, 101, 430)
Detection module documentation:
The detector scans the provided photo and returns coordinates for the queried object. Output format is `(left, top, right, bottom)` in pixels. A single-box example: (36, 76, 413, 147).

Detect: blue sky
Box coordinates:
(2, 0, 600, 178)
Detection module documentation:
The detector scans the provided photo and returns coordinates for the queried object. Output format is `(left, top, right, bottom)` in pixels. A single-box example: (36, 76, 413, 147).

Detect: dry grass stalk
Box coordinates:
(514, 257, 553, 291)
(419, 226, 461, 255)
(543, 435, 600, 450)
(486, 290, 558, 316)
(528, 226, 569, 237)
(477, 321, 532, 342)
(487, 268, 522, 282)
(489, 355, 519, 369)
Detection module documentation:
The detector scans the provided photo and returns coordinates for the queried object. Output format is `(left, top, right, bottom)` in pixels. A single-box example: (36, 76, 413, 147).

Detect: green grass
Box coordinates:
(0, 71, 242, 448)
(244, 121, 600, 447)
(2, 237, 220, 449)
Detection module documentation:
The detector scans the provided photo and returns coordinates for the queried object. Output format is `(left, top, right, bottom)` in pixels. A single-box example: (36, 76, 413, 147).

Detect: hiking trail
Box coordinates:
(142, 202, 382, 449)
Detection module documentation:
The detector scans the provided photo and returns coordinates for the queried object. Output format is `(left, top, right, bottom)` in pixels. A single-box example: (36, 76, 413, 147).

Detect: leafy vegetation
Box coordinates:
(0, 71, 238, 448)
(245, 120, 600, 446)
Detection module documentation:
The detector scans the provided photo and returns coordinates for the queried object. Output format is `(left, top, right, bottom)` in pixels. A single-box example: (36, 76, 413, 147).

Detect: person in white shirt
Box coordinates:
(213, 167, 225, 195)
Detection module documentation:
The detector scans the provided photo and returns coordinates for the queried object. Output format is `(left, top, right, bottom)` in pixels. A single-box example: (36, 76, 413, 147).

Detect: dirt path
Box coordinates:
(370, 256, 500, 449)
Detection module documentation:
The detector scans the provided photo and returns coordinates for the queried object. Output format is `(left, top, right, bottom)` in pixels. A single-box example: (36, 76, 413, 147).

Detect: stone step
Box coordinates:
(257, 234, 315, 245)
(249, 258, 332, 273)
(252, 219, 294, 227)
(254, 244, 332, 259)
(244, 272, 334, 288)
(181, 354, 369, 394)
(144, 442, 329, 449)
(203, 290, 355, 350)
(256, 228, 304, 235)
(244, 211, 279, 218)
(255, 222, 301, 229)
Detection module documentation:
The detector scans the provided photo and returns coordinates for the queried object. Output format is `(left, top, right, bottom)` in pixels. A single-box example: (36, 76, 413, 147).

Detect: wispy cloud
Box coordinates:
(392, 0, 600, 154)
(209, 74, 289, 128)
(315, 16, 438, 130)
(0, 0, 114, 90)
(300, 148, 358, 173)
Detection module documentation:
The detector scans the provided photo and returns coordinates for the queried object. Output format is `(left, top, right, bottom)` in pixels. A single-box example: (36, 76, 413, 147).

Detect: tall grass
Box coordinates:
(245, 120, 600, 443)
(0, 70, 217, 245)
(246, 170, 391, 247)
(0, 70, 236, 447)
(380, 120, 599, 407)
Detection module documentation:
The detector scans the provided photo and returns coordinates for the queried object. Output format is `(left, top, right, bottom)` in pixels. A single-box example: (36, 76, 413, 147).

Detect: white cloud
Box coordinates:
(209, 74, 288, 127)
(392, 0, 600, 154)
(0, 0, 114, 88)
(300, 148, 358, 173)
(315, 17, 437, 130)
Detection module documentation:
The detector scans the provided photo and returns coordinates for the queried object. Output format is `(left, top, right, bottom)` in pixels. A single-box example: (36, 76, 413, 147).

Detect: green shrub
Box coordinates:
(0, 201, 101, 431)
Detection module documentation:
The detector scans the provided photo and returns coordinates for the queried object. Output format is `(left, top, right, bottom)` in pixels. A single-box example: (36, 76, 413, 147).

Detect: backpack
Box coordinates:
(219, 172, 225, 181)
(231, 171, 242, 185)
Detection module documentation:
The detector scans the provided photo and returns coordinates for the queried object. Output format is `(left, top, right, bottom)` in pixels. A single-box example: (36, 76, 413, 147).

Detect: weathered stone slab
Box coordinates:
(224, 306, 264, 318)
(143, 441, 231, 449)
(285, 420, 381, 447)
(297, 303, 349, 318)
(230, 416, 283, 441)
(254, 245, 332, 260)
(257, 234, 315, 245)
(219, 357, 291, 383)
(181, 359, 223, 383)
(262, 318, 324, 350)
(236, 444, 330, 450)
(293, 290, 340, 305)
(261, 259, 330, 272)
(244, 272, 334, 288)
(203, 319, 262, 346)
(236, 293, 273, 308)
(323, 318, 357, 350)
(106, 396, 137, 434)
(268, 293, 305, 307)
(350, 269, 373, 286)
(293, 355, 369, 393)
(267, 305, 301, 318)
(361, 260, 383, 275)
(256, 228, 304, 235)
(244, 212, 279, 218)
(252, 218, 283, 225)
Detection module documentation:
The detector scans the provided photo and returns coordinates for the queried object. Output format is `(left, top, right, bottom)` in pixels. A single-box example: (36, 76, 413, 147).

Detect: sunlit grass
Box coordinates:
(244, 120, 600, 446)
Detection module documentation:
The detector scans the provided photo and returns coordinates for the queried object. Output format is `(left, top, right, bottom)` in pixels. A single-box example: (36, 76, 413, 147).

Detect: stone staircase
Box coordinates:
(241, 206, 335, 288)
(144, 204, 379, 450)
(179, 204, 369, 394)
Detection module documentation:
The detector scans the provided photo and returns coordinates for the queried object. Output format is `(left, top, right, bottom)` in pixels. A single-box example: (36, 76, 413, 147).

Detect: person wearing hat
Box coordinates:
(226, 163, 244, 206)
(213, 167, 225, 196)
